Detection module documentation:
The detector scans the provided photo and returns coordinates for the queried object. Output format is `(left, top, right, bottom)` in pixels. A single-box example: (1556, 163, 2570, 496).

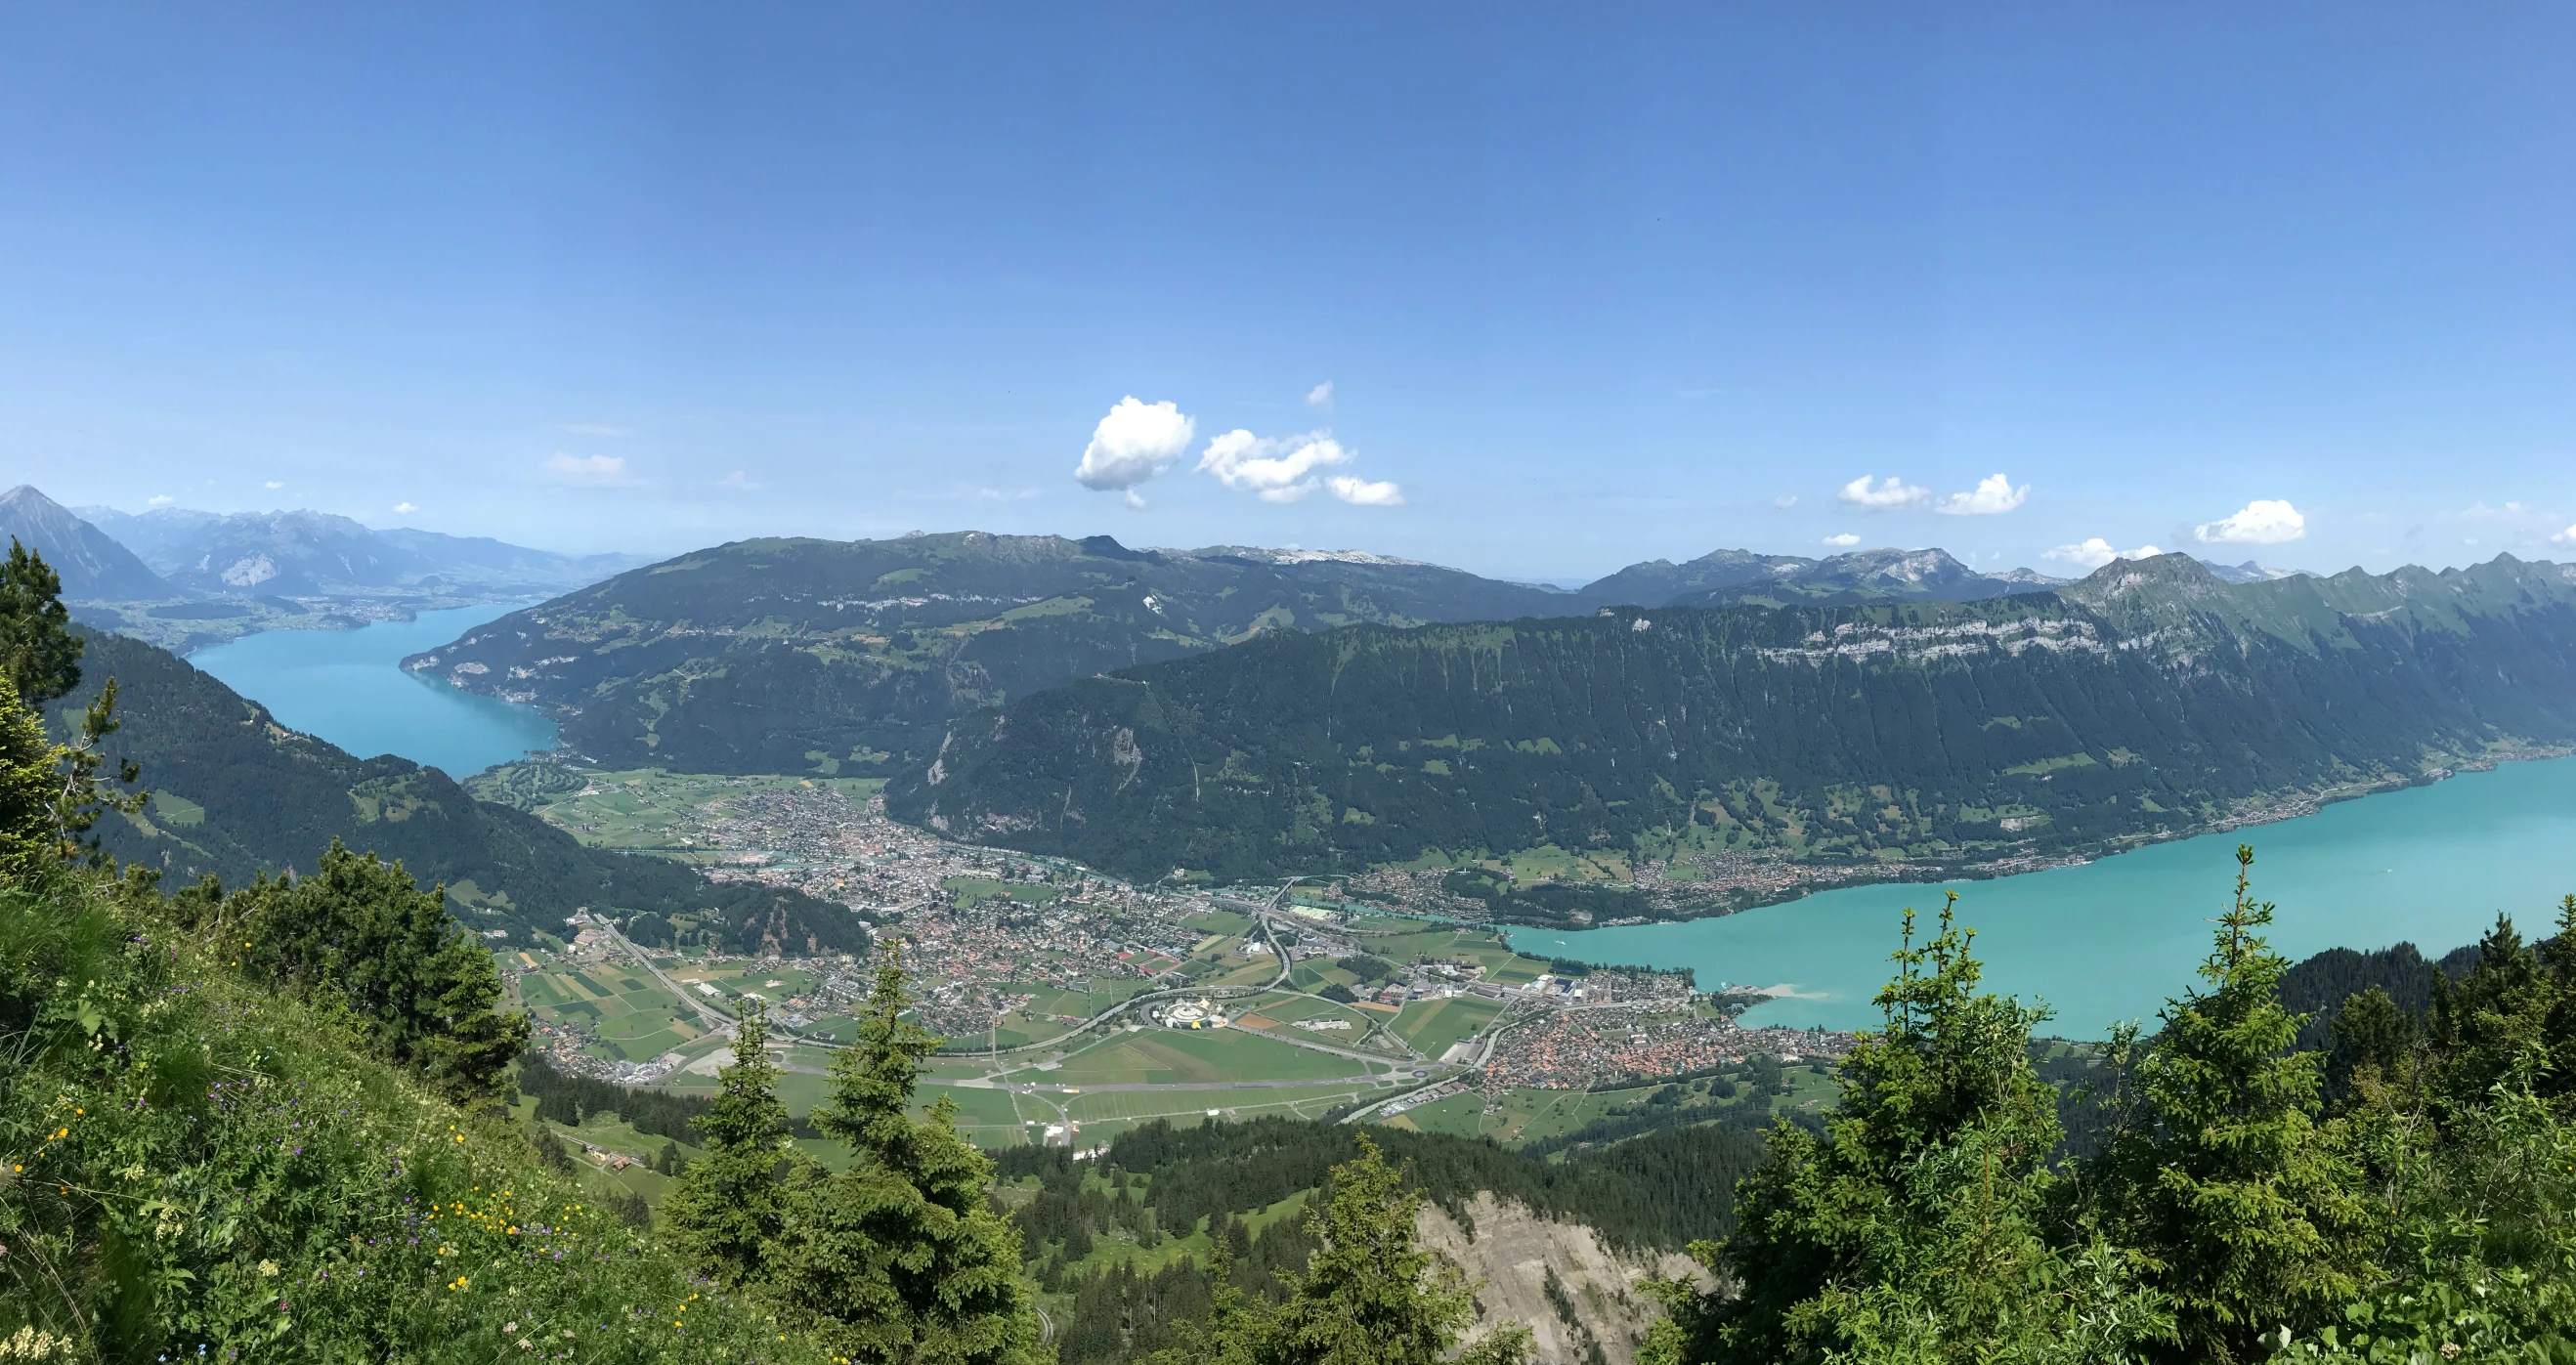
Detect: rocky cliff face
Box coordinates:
(1417, 1192, 1716, 1365)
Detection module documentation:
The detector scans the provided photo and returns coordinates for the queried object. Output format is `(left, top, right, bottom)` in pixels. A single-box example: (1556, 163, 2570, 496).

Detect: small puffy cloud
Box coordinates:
(1326, 475, 1404, 506)
(147, 494, 173, 507)
(1075, 397, 1195, 491)
(1822, 533, 1860, 546)
(1306, 381, 1334, 411)
(1935, 473, 2029, 516)
(2554, 524, 2576, 544)
(1122, 490, 1148, 511)
(2045, 537, 2166, 570)
(1198, 430, 1353, 503)
(717, 470, 761, 490)
(547, 452, 628, 483)
(1839, 476, 1928, 509)
(1774, 494, 1798, 509)
(2195, 498, 2306, 544)
(392, 501, 418, 515)
(265, 481, 284, 490)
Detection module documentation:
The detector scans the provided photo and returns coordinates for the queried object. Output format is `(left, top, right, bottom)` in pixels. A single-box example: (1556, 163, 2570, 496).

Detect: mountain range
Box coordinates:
(73, 500, 647, 597)
(886, 552, 2576, 911)
(406, 533, 2110, 776)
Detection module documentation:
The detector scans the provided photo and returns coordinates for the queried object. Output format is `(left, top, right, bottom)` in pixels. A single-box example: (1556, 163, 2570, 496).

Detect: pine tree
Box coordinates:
(1649, 892, 2168, 1364)
(0, 537, 82, 706)
(0, 676, 61, 879)
(768, 941, 1047, 1365)
(2093, 846, 2374, 1363)
(1162, 1134, 1527, 1365)
(229, 838, 528, 1094)
(665, 998, 798, 1288)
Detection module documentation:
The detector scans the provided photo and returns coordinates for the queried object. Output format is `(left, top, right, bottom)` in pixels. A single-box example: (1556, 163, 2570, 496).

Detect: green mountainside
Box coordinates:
(403, 532, 1576, 775)
(46, 628, 869, 956)
(402, 534, 2082, 781)
(886, 553, 2576, 901)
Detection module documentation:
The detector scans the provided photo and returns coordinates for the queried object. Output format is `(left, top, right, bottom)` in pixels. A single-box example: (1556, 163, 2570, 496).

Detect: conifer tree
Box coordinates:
(1650, 893, 2168, 1364)
(2094, 846, 2373, 1362)
(231, 838, 529, 1094)
(0, 676, 61, 879)
(0, 537, 82, 706)
(1185, 1133, 1529, 1365)
(769, 941, 1047, 1365)
(665, 998, 798, 1287)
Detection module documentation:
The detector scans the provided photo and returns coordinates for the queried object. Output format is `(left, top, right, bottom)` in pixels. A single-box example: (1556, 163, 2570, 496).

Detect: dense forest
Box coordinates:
(890, 554, 2576, 894)
(43, 627, 870, 955)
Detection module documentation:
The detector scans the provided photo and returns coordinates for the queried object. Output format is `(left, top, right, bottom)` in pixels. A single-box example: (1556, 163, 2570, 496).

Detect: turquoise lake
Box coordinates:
(188, 602, 558, 779)
(1511, 755, 2576, 1038)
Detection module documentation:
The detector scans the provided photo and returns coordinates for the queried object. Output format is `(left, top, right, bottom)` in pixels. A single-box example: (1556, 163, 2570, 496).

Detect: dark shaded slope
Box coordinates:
(47, 629, 868, 956)
(890, 555, 2576, 893)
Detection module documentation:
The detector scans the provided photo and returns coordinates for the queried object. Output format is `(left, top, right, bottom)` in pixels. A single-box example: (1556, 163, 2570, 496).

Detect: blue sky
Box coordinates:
(2, 4, 2570, 582)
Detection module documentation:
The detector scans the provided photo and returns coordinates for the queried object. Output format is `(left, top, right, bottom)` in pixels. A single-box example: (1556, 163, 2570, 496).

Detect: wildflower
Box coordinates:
(258, 1260, 279, 1278)
(503, 1324, 519, 1335)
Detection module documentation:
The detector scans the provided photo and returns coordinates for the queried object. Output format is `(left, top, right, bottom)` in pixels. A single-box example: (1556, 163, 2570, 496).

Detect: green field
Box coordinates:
(1051, 1027, 1376, 1087)
(514, 963, 711, 1062)
(1391, 996, 1501, 1057)
(477, 765, 885, 852)
(943, 875, 1061, 910)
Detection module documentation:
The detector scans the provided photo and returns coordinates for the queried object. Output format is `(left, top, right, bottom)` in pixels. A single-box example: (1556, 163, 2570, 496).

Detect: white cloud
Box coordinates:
(1326, 475, 1404, 506)
(2554, 524, 2576, 544)
(1198, 430, 1354, 502)
(1306, 381, 1334, 411)
(1075, 397, 1195, 491)
(265, 481, 283, 490)
(1839, 476, 1929, 509)
(1774, 494, 1798, 509)
(2045, 537, 2166, 570)
(1823, 533, 1860, 546)
(392, 501, 418, 515)
(1122, 490, 1148, 511)
(1934, 473, 2030, 516)
(147, 494, 173, 507)
(547, 452, 629, 483)
(2195, 498, 2306, 544)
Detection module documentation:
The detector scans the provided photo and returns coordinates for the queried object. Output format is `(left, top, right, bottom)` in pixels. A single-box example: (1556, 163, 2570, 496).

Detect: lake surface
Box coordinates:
(1511, 755, 2576, 1038)
(189, 602, 557, 779)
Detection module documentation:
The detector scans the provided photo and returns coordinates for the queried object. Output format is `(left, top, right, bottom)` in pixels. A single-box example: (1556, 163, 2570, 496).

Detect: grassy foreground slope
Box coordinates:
(0, 869, 827, 1361)
(890, 553, 2576, 893)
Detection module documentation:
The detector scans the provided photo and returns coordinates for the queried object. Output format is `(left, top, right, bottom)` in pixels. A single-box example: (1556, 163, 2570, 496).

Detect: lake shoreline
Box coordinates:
(1519, 738, 2576, 933)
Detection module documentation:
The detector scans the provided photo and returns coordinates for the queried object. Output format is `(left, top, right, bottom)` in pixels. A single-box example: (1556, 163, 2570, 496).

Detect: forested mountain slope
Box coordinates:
(405, 532, 1576, 775)
(888, 552, 2576, 893)
(46, 628, 868, 955)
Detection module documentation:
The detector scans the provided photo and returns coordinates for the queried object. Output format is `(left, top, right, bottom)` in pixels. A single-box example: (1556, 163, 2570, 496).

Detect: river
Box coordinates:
(188, 602, 558, 779)
(1510, 755, 2576, 1038)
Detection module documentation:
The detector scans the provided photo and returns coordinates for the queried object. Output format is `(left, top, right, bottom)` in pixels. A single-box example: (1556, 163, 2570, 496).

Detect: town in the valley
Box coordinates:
(484, 763, 1858, 1154)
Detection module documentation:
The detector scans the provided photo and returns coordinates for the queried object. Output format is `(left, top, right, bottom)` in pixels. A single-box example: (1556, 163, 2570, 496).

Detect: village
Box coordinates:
(500, 776, 1861, 1115)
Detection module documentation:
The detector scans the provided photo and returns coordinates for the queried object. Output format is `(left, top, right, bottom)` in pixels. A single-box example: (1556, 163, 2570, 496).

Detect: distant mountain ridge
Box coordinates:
(409, 532, 2081, 777)
(1573, 545, 2063, 610)
(77, 503, 647, 597)
(406, 532, 1582, 775)
(887, 552, 2576, 906)
(0, 485, 180, 600)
